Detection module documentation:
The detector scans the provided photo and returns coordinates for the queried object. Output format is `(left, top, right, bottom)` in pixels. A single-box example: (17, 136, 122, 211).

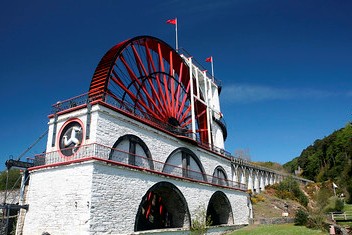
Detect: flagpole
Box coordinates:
(175, 18, 178, 51)
(211, 56, 214, 80)
(166, 18, 178, 51)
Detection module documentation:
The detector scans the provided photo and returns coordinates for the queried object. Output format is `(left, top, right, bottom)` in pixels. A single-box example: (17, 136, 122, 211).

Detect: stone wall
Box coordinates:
(90, 161, 250, 233)
(22, 160, 250, 234)
(22, 162, 93, 235)
(94, 105, 234, 182)
(22, 103, 251, 234)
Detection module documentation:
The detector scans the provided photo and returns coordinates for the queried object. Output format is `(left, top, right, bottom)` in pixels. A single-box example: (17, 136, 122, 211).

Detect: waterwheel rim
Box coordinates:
(88, 36, 209, 143)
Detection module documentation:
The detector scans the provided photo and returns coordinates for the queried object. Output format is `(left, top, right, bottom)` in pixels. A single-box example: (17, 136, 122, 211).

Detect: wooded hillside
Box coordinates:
(284, 123, 352, 202)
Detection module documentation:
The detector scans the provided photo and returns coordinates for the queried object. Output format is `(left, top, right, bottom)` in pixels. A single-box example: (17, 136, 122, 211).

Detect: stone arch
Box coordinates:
(231, 164, 241, 188)
(206, 191, 234, 226)
(212, 166, 229, 186)
(162, 147, 207, 181)
(253, 170, 260, 193)
(245, 167, 253, 191)
(135, 181, 191, 231)
(109, 134, 154, 170)
(259, 171, 265, 192)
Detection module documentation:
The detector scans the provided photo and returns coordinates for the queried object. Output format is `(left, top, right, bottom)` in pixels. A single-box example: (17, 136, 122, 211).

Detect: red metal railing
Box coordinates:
(33, 143, 247, 191)
(50, 93, 298, 181)
(51, 92, 232, 157)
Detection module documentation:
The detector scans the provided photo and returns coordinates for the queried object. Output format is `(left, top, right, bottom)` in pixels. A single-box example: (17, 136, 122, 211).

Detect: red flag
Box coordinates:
(166, 18, 177, 25)
(205, 56, 212, 62)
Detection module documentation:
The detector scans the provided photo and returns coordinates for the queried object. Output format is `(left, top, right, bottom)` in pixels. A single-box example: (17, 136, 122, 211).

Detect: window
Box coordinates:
(212, 166, 228, 186)
(109, 134, 154, 170)
(163, 148, 206, 181)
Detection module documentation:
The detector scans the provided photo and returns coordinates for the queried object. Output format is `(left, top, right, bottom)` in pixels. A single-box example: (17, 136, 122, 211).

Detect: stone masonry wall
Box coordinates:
(94, 105, 234, 182)
(22, 162, 93, 235)
(22, 160, 249, 235)
(89, 160, 250, 234)
(45, 104, 238, 184)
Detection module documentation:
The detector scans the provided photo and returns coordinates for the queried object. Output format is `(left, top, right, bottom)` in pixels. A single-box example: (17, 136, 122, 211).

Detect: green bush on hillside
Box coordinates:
(347, 185, 352, 204)
(306, 213, 325, 231)
(0, 169, 22, 190)
(335, 199, 344, 212)
(294, 208, 308, 226)
(274, 176, 308, 207)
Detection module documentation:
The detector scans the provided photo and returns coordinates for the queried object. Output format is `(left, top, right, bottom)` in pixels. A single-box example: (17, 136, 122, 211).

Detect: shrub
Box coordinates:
(306, 213, 325, 230)
(191, 205, 212, 235)
(323, 197, 345, 213)
(250, 197, 258, 204)
(335, 198, 344, 212)
(347, 185, 352, 204)
(275, 176, 308, 207)
(294, 208, 308, 226)
(250, 194, 265, 204)
(256, 194, 265, 202)
(0, 169, 22, 190)
(316, 187, 331, 212)
(296, 191, 309, 207)
(276, 190, 294, 200)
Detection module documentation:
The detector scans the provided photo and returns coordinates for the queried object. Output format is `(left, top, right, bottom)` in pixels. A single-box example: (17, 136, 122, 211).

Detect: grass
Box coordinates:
(344, 203, 352, 212)
(338, 221, 352, 227)
(228, 224, 327, 235)
(333, 203, 352, 221)
(334, 203, 352, 224)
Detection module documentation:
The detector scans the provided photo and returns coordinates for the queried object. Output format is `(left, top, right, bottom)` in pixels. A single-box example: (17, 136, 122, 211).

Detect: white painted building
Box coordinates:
(19, 36, 253, 235)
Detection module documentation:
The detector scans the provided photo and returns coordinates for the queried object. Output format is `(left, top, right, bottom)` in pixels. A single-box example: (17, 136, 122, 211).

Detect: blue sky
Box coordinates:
(1, 0, 351, 169)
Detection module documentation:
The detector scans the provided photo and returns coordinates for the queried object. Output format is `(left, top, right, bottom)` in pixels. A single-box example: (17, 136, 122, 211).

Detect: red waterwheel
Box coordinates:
(88, 36, 209, 144)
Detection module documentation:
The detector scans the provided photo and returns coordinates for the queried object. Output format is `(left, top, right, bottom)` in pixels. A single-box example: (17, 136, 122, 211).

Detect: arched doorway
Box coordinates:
(135, 181, 190, 231)
(206, 191, 233, 225)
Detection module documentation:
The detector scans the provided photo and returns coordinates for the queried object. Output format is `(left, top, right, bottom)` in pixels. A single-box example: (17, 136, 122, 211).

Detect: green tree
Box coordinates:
(0, 169, 22, 191)
(284, 123, 352, 202)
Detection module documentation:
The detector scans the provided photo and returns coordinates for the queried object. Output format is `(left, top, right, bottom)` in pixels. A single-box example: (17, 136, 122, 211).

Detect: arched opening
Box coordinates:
(212, 166, 229, 186)
(206, 191, 233, 226)
(135, 181, 190, 232)
(231, 164, 242, 188)
(109, 134, 154, 170)
(162, 147, 207, 182)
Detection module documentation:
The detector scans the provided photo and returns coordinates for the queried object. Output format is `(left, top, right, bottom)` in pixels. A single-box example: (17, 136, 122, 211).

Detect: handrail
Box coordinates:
(50, 92, 229, 156)
(49, 93, 312, 184)
(33, 143, 247, 191)
(52, 93, 90, 113)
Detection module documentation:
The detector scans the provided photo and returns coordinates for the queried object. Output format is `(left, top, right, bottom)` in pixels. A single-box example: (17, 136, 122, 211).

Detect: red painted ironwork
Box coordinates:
(88, 36, 209, 144)
(31, 142, 247, 191)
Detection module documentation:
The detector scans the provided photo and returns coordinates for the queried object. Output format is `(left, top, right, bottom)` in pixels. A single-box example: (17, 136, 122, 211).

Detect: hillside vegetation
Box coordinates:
(284, 123, 352, 202)
(252, 161, 287, 173)
(0, 169, 21, 191)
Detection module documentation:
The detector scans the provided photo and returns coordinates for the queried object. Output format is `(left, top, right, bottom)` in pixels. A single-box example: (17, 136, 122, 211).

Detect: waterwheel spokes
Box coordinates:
(88, 36, 209, 143)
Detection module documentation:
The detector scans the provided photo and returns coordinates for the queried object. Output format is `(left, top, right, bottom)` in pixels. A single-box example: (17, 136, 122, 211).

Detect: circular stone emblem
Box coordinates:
(59, 121, 83, 156)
